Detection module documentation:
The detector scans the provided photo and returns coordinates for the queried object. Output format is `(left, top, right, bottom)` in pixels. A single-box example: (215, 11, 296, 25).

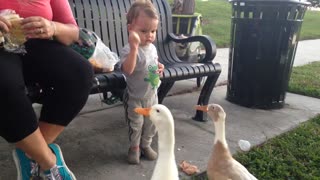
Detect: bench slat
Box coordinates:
(91, 0, 102, 40)
(96, 0, 108, 42)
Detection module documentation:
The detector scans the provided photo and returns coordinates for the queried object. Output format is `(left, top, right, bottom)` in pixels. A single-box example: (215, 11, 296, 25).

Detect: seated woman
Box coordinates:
(0, 0, 93, 179)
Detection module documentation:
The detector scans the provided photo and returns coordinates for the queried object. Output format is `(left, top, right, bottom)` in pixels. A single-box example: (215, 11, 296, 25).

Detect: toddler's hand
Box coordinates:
(128, 30, 140, 50)
(157, 62, 164, 76)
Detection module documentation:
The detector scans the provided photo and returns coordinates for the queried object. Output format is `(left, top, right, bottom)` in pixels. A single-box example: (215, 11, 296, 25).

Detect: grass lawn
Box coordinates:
(234, 115, 320, 179)
(191, 119, 320, 177)
(192, 61, 320, 180)
(169, 0, 320, 48)
(195, 0, 232, 48)
(288, 61, 320, 99)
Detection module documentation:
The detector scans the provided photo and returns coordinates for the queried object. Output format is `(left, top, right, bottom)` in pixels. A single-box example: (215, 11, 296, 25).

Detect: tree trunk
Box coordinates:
(172, 0, 195, 14)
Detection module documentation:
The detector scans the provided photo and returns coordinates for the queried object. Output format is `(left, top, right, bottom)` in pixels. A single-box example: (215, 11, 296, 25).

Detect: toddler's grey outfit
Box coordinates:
(120, 43, 161, 148)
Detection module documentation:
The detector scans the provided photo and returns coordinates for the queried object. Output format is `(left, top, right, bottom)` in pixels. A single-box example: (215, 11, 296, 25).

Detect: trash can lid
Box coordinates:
(229, 0, 310, 5)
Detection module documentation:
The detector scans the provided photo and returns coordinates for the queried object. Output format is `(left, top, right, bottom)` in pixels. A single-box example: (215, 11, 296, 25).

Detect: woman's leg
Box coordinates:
(38, 123, 64, 144)
(15, 129, 56, 170)
(0, 50, 57, 178)
(23, 39, 94, 143)
(11, 39, 93, 179)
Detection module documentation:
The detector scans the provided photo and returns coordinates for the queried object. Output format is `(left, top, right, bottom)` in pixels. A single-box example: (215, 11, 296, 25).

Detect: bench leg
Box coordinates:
(193, 74, 220, 122)
(196, 76, 207, 87)
(196, 77, 202, 87)
(111, 89, 124, 101)
(101, 89, 124, 105)
(158, 82, 175, 103)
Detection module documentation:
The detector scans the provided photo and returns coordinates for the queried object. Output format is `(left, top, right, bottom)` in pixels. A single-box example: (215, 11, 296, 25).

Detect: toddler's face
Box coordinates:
(129, 12, 158, 46)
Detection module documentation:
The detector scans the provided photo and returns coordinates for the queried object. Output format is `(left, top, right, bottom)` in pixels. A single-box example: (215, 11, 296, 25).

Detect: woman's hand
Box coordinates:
(0, 16, 11, 34)
(21, 16, 56, 39)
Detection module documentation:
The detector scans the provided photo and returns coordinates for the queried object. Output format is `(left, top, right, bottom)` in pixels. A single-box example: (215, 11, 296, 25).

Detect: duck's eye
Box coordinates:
(156, 109, 160, 113)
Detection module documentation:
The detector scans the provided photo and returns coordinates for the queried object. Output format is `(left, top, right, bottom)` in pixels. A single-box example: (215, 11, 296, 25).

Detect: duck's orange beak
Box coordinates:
(195, 105, 208, 112)
(134, 107, 151, 116)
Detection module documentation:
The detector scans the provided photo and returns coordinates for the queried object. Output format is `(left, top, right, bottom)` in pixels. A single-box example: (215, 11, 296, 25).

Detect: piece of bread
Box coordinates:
(3, 13, 26, 45)
(9, 18, 26, 45)
(3, 14, 20, 21)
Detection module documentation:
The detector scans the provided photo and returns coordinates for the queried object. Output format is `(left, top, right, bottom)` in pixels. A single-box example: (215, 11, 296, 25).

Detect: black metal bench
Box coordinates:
(28, 0, 221, 121)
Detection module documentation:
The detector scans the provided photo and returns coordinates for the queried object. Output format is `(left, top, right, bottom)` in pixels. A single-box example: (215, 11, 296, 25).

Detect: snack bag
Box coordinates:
(70, 28, 96, 59)
(0, 9, 27, 54)
(89, 37, 119, 73)
(71, 28, 119, 73)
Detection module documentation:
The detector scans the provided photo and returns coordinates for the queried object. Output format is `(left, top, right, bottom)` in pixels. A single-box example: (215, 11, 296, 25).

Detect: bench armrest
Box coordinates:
(167, 33, 217, 62)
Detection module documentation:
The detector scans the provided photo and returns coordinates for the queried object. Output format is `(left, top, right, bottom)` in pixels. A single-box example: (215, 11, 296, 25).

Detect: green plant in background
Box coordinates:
(300, 10, 320, 41)
(195, 0, 232, 48)
(169, 0, 320, 48)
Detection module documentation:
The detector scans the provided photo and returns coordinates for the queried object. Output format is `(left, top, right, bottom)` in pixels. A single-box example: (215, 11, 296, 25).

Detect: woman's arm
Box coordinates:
(21, 16, 78, 46)
(50, 0, 79, 45)
(50, 21, 79, 45)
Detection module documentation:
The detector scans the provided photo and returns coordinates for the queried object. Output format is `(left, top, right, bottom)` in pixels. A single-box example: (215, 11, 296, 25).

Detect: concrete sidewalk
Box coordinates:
(0, 39, 320, 180)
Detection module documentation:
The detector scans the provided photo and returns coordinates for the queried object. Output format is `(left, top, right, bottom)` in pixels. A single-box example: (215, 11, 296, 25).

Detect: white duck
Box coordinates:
(135, 104, 179, 180)
(196, 104, 258, 180)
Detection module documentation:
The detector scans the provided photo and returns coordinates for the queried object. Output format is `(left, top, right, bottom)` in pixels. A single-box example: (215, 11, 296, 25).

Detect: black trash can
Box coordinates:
(226, 0, 310, 109)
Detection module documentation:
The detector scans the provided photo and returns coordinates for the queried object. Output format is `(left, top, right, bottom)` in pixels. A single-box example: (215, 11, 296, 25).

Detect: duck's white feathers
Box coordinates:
(147, 104, 179, 180)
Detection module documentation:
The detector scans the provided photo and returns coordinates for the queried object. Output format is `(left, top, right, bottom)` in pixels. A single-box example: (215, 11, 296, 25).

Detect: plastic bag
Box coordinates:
(0, 9, 27, 54)
(89, 37, 119, 73)
(70, 28, 96, 59)
(71, 28, 119, 73)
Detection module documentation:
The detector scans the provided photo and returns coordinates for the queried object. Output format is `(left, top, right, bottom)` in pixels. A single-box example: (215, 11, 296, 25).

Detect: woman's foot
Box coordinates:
(44, 143, 76, 180)
(12, 148, 42, 180)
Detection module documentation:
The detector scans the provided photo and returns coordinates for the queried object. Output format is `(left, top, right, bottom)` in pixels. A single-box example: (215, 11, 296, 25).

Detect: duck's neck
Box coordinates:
(157, 124, 175, 159)
(151, 119, 178, 180)
(214, 121, 227, 147)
